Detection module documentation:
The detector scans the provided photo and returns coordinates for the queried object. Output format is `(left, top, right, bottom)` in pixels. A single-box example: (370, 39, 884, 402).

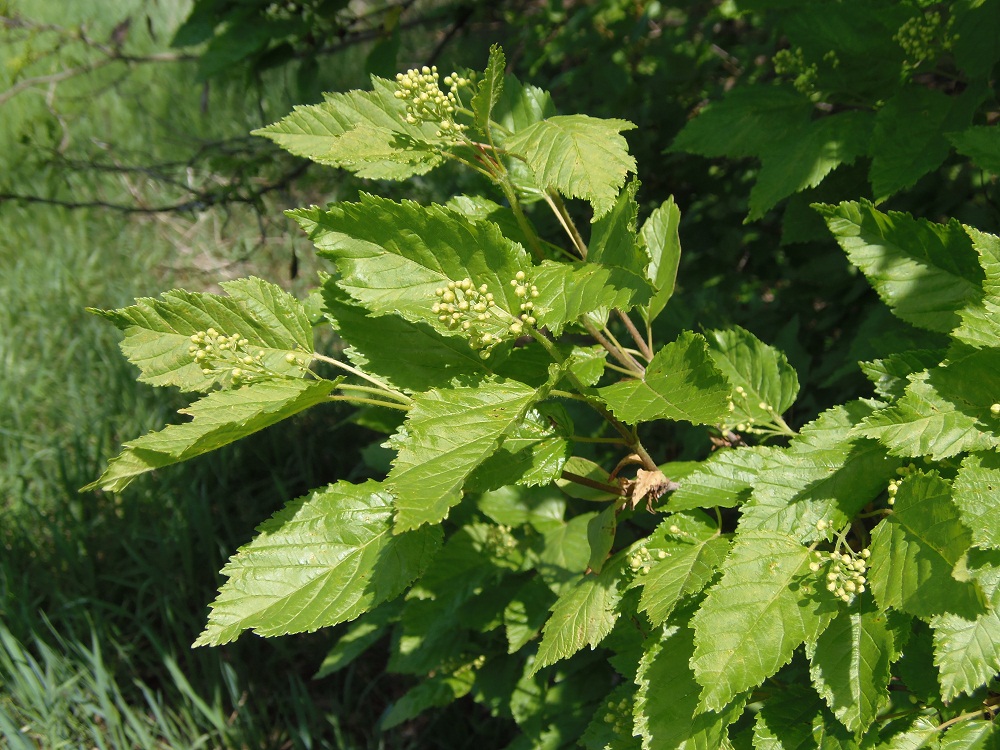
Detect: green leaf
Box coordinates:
(641, 197, 682, 322)
(589, 180, 648, 281)
(465, 406, 571, 492)
(532, 260, 642, 335)
(472, 44, 505, 135)
(531, 553, 626, 674)
(952, 452, 1000, 550)
(195, 480, 441, 646)
(930, 347, 1000, 426)
(504, 577, 557, 653)
(392, 523, 519, 674)
(931, 549, 1000, 701)
(581, 682, 640, 750)
(292, 195, 531, 343)
(381, 665, 477, 729)
(860, 350, 945, 401)
(955, 226, 1000, 347)
(807, 603, 907, 735)
(690, 530, 838, 711)
(314, 600, 401, 679)
(941, 720, 1000, 750)
(634, 534, 730, 627)
(321, 282, 492, 392)
(878, 716, 940, 750)
(949, 126, 1000, 175)
(492, 75, 557, 200)
(854, 374, 1000, 461)
(477, 485, 566, 534)
(748, 111, 872, 221)
(706, 325, 800, 426)
(752, 684, 859, 750)
(85, 379, 335, 493)
(253, 76, 445, 179)
(587, 505, 618, 574)
(869, 87, 954, 200)
(388, 378, 543, 532)
(635, 622, 746, 750)
(504, 114, 637, 218)
(868, 472, 984, 620)
(537, 512, 595, 591)
(91, 277, 313, 393)
(670, 85, 813, 160)
(667, 447, 768, 512)
(815, 201, 983, 334)
(598, 332, 730, 426)
(740, 435, 899, 544)
(558, 457, 618, 502)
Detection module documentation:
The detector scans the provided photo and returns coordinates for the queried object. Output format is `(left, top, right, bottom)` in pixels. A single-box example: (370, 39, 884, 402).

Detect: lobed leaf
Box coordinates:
(85, 379, 335, 493)
(91, 277, 313, 393)
(598, 332, 730, 426)
(292, 194, 531, 342)
(195, 480, 441, 646)
(705, 325, 799, 427)
(253, 76, 445, 179)
(690, 530, 838, 711)
(504, 114, 637, 218)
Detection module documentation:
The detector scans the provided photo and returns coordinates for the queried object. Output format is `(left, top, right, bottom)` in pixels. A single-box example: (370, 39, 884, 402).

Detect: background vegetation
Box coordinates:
(2, 0, 998, 747)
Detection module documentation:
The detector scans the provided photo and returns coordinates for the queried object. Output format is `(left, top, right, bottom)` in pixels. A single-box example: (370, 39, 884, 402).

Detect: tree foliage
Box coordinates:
(86, 6, 1000, 744)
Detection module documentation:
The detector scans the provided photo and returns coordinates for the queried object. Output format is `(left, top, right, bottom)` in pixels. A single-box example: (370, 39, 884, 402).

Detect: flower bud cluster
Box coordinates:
(628, 545, 667, 577)
(431, 273, 538, 358)
(887, 462, 918, 506)
(393, 65, 470, 138)
(601, 695, 632, 738)
(773, 46, 819, 95)
(484, 524, 518, 558)
(724, 386, 767, 434)
(810, 545, 870, 604)
(188, 328, 306, 385)
(895, 11, 953, 67)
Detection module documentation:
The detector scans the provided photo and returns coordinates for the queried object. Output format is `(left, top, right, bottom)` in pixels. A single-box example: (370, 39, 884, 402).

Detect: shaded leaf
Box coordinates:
(635, 622, 745, 750)
(531, 553, 627, 673)
(868, 472, 983, 620)
(807, 603, 908, 735)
